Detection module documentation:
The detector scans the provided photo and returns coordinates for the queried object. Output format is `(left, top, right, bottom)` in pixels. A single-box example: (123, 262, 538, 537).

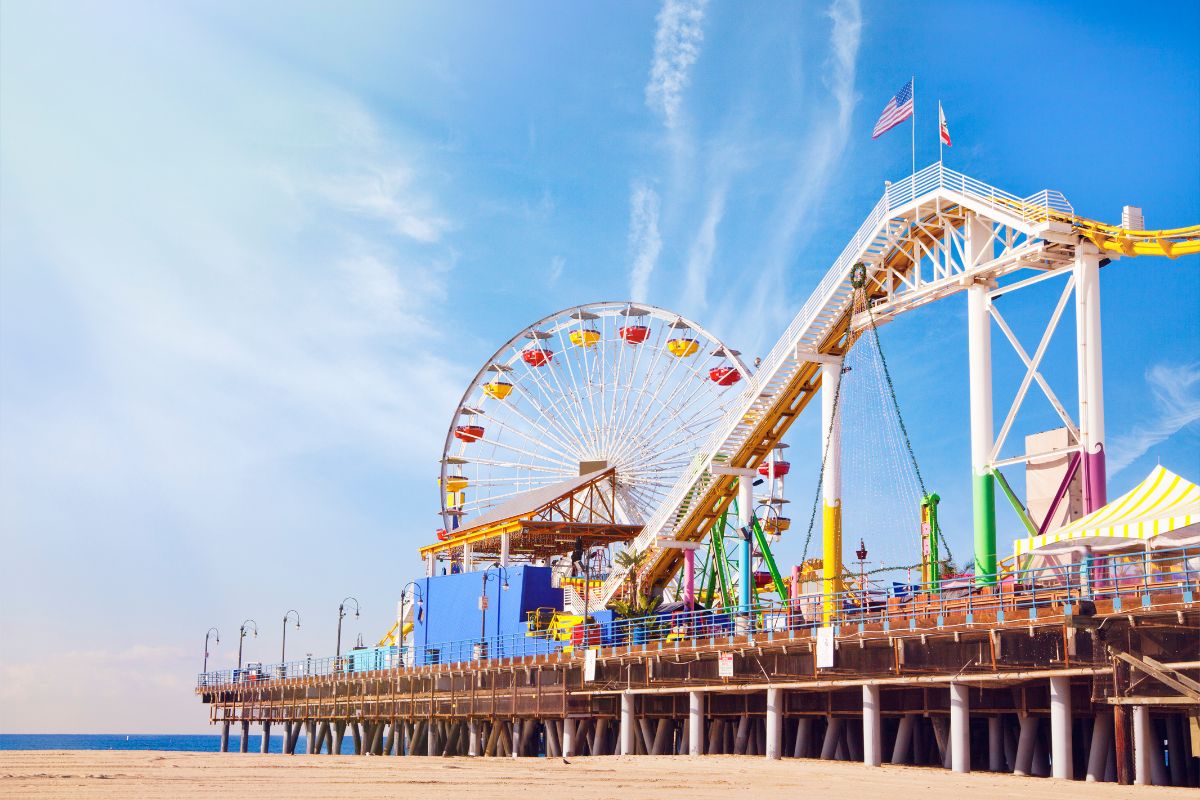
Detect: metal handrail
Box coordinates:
(198, 544, 1196, 688)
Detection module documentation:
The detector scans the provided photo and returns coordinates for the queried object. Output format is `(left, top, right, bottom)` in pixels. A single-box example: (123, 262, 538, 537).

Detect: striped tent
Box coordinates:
(1013, 465, 1200, 558)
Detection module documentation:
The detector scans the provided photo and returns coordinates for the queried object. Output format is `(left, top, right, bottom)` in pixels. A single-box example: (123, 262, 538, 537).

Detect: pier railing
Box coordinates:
(197, 545, 1196, 688)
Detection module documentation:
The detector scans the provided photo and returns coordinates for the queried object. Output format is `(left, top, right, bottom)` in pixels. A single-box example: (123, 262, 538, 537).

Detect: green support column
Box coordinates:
(972, 472, 996, 584)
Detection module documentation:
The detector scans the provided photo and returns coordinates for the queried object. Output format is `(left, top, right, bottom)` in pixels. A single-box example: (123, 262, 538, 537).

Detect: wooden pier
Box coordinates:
(198, 587, 1199, 786)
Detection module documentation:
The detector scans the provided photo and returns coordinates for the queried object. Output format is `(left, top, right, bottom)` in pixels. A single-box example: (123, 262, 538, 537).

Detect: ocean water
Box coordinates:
(0, 734, 304, 753)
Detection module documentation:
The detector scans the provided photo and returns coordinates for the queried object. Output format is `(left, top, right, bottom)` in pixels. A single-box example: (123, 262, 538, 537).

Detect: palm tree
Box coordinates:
(613, 548, 647, 598)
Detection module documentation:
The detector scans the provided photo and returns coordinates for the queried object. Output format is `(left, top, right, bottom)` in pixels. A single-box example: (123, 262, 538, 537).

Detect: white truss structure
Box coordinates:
(588, 162, 1113, 610)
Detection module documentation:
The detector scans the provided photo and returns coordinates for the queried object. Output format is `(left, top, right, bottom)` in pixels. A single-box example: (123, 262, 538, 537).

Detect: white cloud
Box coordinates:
(1107, 362, 1200, 475)
(681, 184, 727, 313)
(318, 166, 452, 243)
(549, 255, 565, 285)
(645, 0, 709, 129)
(627, 181, 663, 302)
(722, 0, 862, 357)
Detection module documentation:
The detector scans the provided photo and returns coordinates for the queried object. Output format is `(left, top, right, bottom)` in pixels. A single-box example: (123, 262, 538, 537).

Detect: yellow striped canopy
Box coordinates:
(1013, 465, 1200, 557)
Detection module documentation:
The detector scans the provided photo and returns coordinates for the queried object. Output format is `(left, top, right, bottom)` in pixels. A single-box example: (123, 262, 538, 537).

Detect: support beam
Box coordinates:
(795, 717, 812, 759)
(821, 363, 843, 621)
(1074, 245, 1106, 511)
(563, 718, 576, 758)
(1087, 711, 1113, 782)
(468, 719, 479, 757)
(766, 687, 782, 760)
(737, 478, 754, 621)
(821, 717, 842, 760)
(1049, 675, 1073, 779)
(239, 720, 249, 753)
(988, 716, 1003, 772)
(891, 714, 914, 765)
(621, 693, 636, 755)
(1132, 706, 1152, 785)
(967, 279, 996, 584)
(950, 683, 969, 773)
(260, 721, 271, 754)
(862, 685, 881, 767)
(689, 692, 704, 756)
(220, 721, 230, 753)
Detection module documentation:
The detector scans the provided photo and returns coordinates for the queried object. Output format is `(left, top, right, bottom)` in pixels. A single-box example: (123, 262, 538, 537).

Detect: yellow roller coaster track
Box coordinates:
(1071, 219, 1200, 259)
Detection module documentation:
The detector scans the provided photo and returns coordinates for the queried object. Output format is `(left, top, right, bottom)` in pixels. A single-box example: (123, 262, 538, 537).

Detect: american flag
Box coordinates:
(872, 79, 914, 139)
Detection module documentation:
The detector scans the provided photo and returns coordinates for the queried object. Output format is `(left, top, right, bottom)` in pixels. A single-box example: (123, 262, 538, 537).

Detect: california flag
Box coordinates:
(939, 102, 952, 147)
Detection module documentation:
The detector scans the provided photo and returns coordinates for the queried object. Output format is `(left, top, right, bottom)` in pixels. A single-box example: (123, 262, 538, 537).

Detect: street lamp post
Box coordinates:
(478, 565, 510, 658)
(203, 627, 220, 675)
(336, 597, 360, 658)
(237, 619, 258, 671)
(281, 610, 300, 664)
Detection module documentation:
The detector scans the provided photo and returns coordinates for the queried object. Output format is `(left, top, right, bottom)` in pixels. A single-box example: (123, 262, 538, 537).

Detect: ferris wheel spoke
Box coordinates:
(557, 321, 605, 453)
(463, 473, 567, 488)
(550, 325, 603, 456)
(476, 405, 583, 464)
(619, 344, 721, 456)
(469, 434, 577, 471)
(516, 344, 597, 455)
(545, 351, 605, 457)
(607, 322, 672, 458)
(507, 376, 592, 457)
(453, 456, 572, 476)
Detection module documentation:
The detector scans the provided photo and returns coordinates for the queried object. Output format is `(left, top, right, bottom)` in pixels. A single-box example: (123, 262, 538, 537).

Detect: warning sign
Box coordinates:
(718, 651, 734, 678)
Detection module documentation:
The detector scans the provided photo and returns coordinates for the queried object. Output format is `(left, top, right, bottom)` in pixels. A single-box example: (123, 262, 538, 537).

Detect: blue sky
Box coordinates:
(1, 1, 1197, 732)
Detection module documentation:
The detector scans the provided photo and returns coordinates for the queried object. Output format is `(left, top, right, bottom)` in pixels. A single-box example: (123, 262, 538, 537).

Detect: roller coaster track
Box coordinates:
(593, 162, 1199, 609)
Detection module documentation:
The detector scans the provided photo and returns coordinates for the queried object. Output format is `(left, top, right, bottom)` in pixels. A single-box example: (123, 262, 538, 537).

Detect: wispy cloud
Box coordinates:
(681, 183, 727, 313)
(726, 0, 862, 357)
(627, 181, 663, 302)
(645, 0, 708, 129)
(320, 166, 452, 243)
(1107, 362, 1200, 475)
(549, 255, 565, 285)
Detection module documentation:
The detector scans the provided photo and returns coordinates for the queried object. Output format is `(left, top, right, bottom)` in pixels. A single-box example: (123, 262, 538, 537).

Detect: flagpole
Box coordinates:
(938, 100, 943, 165)
(910, 76, 916, 195)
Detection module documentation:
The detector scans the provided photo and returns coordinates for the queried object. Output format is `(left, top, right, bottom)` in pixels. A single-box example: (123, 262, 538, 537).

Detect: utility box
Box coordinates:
(1025, 427, 1084, 533)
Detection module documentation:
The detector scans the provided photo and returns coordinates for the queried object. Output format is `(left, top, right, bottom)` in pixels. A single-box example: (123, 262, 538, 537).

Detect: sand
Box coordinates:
(0, 751, 1186, 799)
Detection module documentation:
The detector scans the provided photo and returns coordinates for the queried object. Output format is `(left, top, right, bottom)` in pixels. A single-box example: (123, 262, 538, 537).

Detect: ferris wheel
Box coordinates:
(438, 302, 752, 533)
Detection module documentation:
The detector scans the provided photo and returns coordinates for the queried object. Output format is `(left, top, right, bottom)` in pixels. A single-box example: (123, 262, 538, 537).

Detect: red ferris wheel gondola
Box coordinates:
(522, 348, 554, 367)
(618, 325, 650, 344)
(709, 366, 741, 386)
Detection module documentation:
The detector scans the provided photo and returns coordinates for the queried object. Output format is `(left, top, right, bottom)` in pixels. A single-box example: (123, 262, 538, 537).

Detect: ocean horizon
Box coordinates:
(0, 734, 305, 753)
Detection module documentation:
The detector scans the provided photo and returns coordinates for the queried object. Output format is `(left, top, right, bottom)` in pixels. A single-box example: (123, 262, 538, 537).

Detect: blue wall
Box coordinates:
(412, 565, 564, 664)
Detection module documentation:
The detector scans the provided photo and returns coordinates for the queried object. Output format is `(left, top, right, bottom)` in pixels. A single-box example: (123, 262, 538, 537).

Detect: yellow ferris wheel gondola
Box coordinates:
(483, 381, 513, 400)
(569, 328, 601, 347)
(667, 338, 700, 357)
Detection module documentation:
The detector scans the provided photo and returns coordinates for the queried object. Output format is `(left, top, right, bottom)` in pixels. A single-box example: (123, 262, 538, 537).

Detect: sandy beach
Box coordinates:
(0, 751, 1189, 799)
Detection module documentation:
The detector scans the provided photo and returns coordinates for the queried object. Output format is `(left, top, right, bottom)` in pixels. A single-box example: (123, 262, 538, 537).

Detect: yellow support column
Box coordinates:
(820, 364, 843, 624)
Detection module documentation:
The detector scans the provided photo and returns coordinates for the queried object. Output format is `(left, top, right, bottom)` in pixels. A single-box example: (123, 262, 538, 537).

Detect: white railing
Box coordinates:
(600, 163, 1072, 605)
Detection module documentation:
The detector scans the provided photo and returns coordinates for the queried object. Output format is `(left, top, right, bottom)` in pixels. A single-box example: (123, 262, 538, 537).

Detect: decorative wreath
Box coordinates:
(849, 262, 868, 289)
